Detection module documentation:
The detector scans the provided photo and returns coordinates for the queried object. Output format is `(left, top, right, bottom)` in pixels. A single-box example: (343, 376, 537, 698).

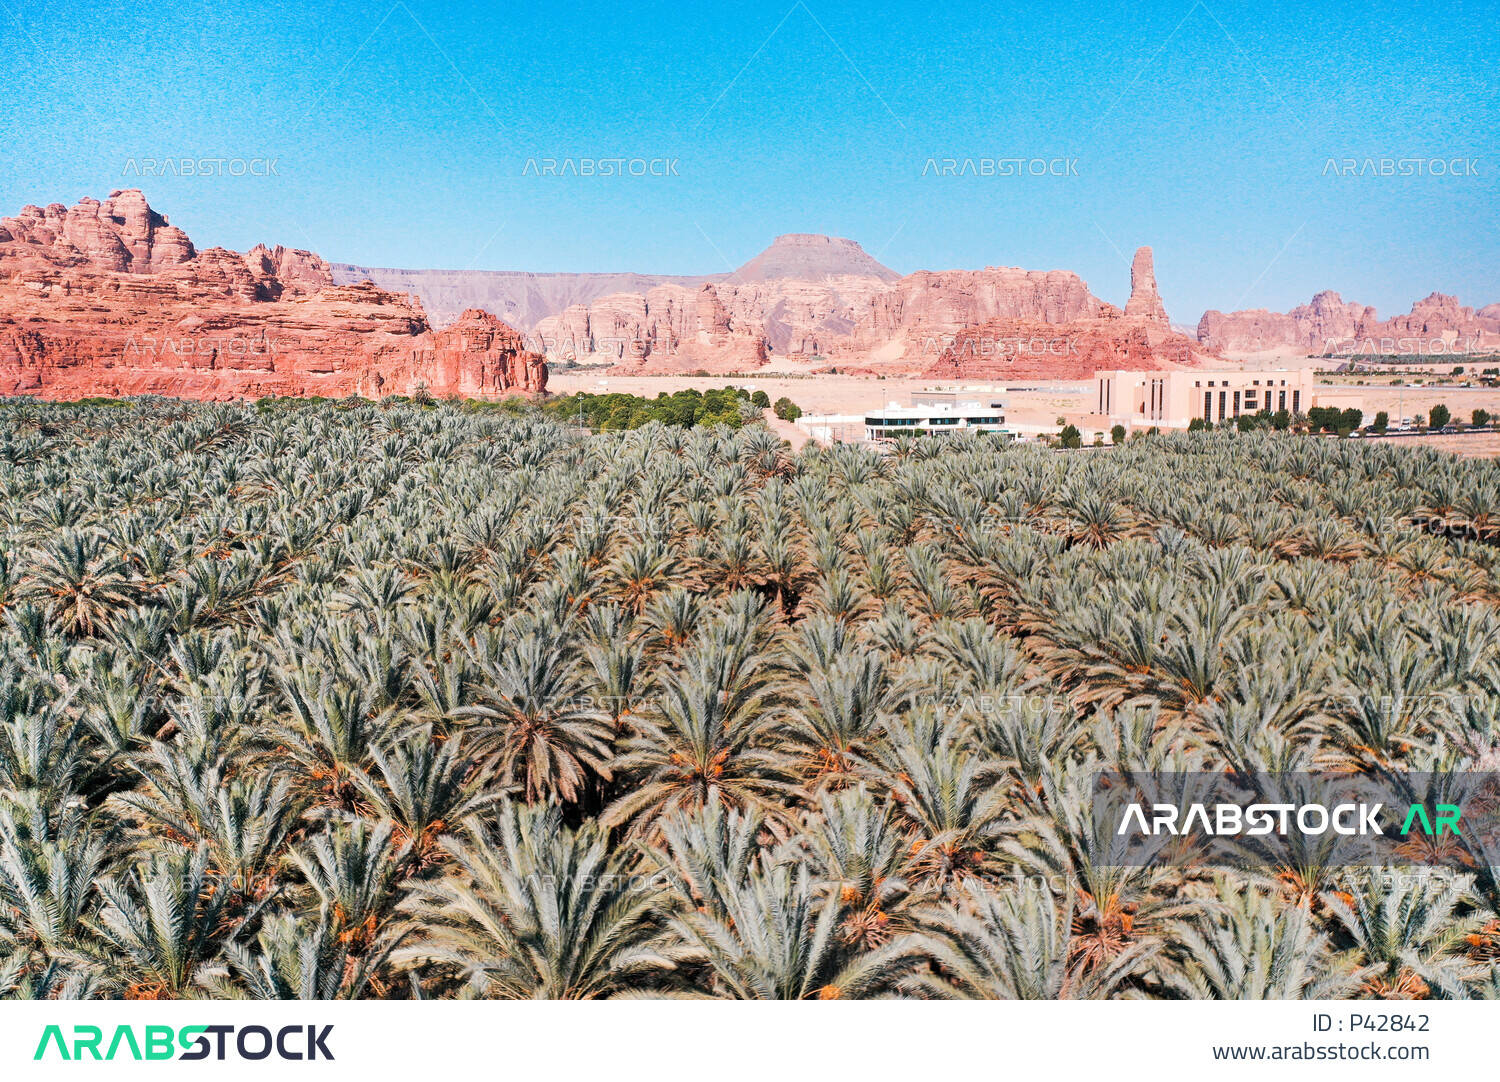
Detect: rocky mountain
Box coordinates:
(1198, 290, 1500, 354)
(0, 191, 545, 399)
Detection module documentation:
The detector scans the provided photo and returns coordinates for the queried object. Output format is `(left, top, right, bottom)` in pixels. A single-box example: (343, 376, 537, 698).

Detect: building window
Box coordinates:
(1292, 390, 1300, 413)
(1278, 391, 1286, 411)
(1233, 391, 1241, 417)
(1218, 391, 1226, 421)
(1204, 391, 1212, 419)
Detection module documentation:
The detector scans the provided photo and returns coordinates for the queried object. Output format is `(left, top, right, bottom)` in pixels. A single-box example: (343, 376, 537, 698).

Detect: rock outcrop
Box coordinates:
(1199, 290, 1500, 354)
(410, 309, 547, 396)
(925, 310, 1214, 381)
(0, 191, 545, 400)
(1123, 246, 1169, 324)
(845, 267, 1105, 364)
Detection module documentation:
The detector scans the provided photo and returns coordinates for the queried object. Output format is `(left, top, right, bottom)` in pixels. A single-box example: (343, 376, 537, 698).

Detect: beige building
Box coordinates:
(1091, 368, 1320, 430)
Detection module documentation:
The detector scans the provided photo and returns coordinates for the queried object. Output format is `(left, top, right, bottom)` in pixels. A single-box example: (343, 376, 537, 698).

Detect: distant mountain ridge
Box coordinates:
(331, 233, 898, 330)
(328, 265, 718, 333)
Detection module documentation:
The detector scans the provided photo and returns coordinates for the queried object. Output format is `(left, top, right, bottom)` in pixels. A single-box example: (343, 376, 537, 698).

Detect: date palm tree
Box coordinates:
(667, 857, 922, 999)
(910, 881, 1152, 999)
(396, 803, 672, 999)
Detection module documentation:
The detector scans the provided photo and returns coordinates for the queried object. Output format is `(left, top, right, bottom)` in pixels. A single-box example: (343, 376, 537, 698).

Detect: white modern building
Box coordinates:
(861, 399, 1010, 441)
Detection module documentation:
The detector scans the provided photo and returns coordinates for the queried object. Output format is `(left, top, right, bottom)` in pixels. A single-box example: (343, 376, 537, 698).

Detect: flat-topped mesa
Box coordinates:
(0, 191, 545, 400)
(1123, 246, 1169, 324)
(729, 233, 901, 283)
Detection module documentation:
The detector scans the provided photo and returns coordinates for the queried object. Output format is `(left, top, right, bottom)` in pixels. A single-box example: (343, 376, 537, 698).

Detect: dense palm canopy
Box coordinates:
(2, 395, 1500, 999)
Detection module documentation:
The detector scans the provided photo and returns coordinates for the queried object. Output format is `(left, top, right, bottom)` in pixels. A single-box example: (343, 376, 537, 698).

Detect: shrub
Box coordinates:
(773, 397, 802, 421)
(1059, 424, 1082, 449)
(1308, 406, 1342, 433)
(1110, 424, 1126, 445)
(1429, 404, 1451, 429)
(1372, 410, 1389, 433)
(750, 390, 770, 408)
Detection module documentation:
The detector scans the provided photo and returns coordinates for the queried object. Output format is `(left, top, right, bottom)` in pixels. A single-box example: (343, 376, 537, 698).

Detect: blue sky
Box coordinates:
(1, 0, 1496, 321)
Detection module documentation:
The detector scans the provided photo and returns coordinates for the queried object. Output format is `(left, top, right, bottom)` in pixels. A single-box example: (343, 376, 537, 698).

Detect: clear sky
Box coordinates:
(2, 0, 1496, 322)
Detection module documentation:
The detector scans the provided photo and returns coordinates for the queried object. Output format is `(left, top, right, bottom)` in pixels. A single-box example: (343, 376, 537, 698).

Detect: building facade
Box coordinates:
(1092, 368, 1320, 430)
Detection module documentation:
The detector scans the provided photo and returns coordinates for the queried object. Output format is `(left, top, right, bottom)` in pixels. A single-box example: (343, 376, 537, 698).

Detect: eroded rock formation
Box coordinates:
(1123, 246, 1169, 324)
(1198, 290, 1500, 354)
(0, 191, 545, 400)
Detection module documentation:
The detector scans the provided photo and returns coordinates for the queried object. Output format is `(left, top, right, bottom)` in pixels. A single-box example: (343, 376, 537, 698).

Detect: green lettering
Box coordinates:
(73, 1025, 103, 1060)
(106, 1025, 142, 1061)
(1436, 804, 1462, 835)
(145, 1025, 176, 1060)
(34, 1025, 70, 1061)
(1401, 804, 1434, 835)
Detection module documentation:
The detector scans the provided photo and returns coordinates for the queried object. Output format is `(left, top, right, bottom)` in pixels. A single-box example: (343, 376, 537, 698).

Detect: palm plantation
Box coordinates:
(2, 395, 1500, 999)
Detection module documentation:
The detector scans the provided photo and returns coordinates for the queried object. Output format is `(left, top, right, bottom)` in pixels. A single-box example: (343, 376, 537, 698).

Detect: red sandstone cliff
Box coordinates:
(924, 309, 1213, 381)
(0, 191, 545, 400)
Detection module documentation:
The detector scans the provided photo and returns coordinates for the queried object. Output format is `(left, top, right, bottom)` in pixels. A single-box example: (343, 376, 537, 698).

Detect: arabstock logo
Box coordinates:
(34, 1024, 333, 1061)
(1094, 771, 1500, 868)
(1116, 800, 1461, 837)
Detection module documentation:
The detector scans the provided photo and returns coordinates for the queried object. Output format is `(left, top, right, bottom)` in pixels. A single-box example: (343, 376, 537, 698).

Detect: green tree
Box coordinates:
(1429, 404, 1451, 429)
(1110, 424, 1126, 445)
(1472, 408, 1490, 427)
(1372, 411, 1389, 433)
(773, 397, 802, 421)
(1059, 424, 1082, 449)
(750, 390, 770, 408)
